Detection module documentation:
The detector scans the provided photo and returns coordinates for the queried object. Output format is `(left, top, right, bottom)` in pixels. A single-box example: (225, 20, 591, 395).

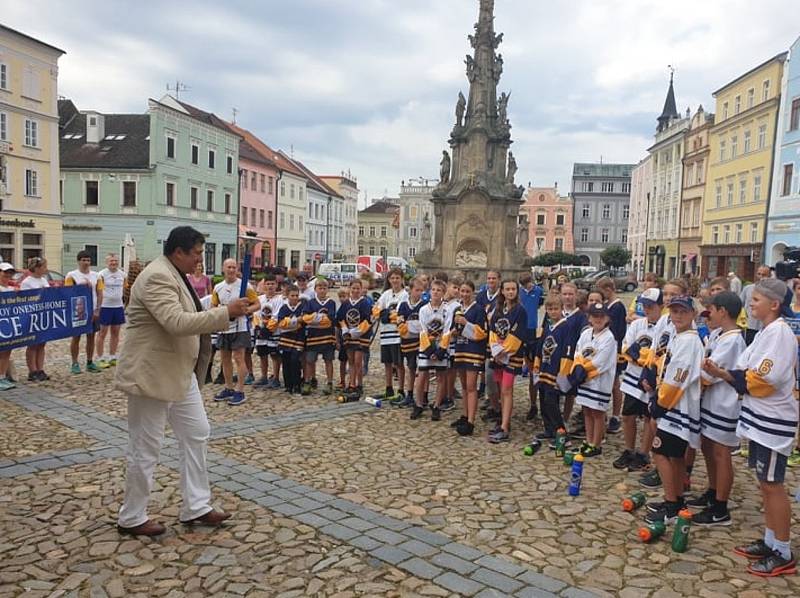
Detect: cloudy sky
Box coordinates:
(7, 0, 799, 204)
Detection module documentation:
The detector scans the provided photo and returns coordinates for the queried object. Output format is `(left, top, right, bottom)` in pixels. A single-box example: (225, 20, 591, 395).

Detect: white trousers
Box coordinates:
(118, 374, 213, 527)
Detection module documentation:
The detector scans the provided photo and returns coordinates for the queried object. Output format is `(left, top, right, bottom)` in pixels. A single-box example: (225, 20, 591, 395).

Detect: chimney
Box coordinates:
(85, 111, 105, 144)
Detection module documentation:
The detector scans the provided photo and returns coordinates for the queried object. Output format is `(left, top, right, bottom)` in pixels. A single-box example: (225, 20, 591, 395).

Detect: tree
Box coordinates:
(530, 251, 583, 267)
(600, 246, 632, 269)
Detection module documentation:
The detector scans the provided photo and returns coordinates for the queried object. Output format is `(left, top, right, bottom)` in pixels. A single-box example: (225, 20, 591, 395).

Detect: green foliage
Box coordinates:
(600, 246, 632, 269)
(530, 251, 583, 267)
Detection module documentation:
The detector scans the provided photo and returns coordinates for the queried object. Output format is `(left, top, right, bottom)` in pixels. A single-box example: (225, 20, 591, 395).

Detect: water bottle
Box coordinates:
(637, 521, 666, 543)
(521, 363, 529, 378)
(567, 454, 584, 496)
(563, 451, 574, 466)
(523, 439, 542, 456)
(555, 427, 567, 457)
(364, 397, 382, 408)
(671, 509, 692, 553)
(622, 492, 647, 512)
(795, 486, 800, 503)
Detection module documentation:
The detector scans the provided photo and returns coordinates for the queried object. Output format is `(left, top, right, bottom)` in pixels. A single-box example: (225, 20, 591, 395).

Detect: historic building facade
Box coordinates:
(645, 75, 690, 278)
(59, 95, 239, 274)
(397, 179, 435, 263)
(765, 37, 800, 265)
(357, 199, 399, 259)
(320, 171, 359, 260)
(627, 156, 652, 279)
(520, 185, 573, 256)
(679, 106, 714, 275)
(0, 26, 64, 271)
(571, 163, 634, 268)
(701, 53, 787, 280)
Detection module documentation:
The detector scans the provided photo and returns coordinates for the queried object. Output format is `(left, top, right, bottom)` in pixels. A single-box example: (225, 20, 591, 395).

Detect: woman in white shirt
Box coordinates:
(20, 257, 51, 381)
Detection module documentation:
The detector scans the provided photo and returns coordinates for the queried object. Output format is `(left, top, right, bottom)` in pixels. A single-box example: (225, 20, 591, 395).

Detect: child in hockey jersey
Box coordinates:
(704, 278, 798, 576)
(644, 295, 703, 526)
(487, 280, 528, 443)
(452, 280, 487, 436)
(688, 291, 745, 527)
(411, 279, 451, 422)
(615, 287, 663, 471)
(595, 277, 627, 436)
(301, 278, 337, 395)
(272, 285, 305, 394)
(396, 277, 426, 408)
(442, 277, 463, 411)
(374, 268, 408, 401)
(336, 287, 349, 391)
(533, 294, 572, 443)
(336, 278, 373, 400)
(559, 302, 617, 456)
(253, 274, 284, 388)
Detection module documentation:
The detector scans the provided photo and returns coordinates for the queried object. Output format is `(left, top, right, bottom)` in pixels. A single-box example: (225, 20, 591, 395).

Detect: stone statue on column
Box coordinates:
(517, 215, 529, 254)
(455, 91, 466, 127)
(497, 91, 510, 124)
(439, 150, 451, 184)
(506, 151, 517, 184)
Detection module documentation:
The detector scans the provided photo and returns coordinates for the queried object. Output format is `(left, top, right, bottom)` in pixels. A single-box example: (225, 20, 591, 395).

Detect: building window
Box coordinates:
(734, 95, 741, 114)
(581, 204, 590, 219)
(726, 182, 733, 206)
(289, 214, 295, 230)
(581, 182, 593, 192)
(735, 223, 743, 243)
(251, 207, 256, 227)
(280, 181, 285, 197)
(279, 212, 285, 229)
(25, 169, 39, 197)
(621, 230, 628, 244)
(754, 175, 762, 202)
(208, 149, 215, 169)
(166, 182, 175, 206)
(712, 226, 719, 244)
(602, 204, 611, 219)
(622, 205, 630, 219)
(739, 177, 747, 204)
(227, 155, 233, 175)
(719, 139, 726, 162)
(408, 246, 416, 258)
(747, 88, 755, 109)
(696, 160, 704, 184)
(81, 244, 98, 267)
(204, 243, 216, 274)
(224, 193, 231, 214)
(723, 225, 730, 244)
(783, 164, 794, 196)
(750, 222, 758, 243)
(358, 225, 365, 236)
(267, 209, 272, 227)
(600, 228, 609, 243)
(249, 172, 255, 191)
(242, 206, 247, 226)
(0, 231, 14, 263)
(535, 237, 545, 250)
(762, 79, 770, 101)
(730, 135, 738, 158)
(166, 135, 175, 159)
(757, 124, 767, 149)
(123, 181, 136, 207)
(290, 184, 295, 199)
(222, 243, 234, 263)
(722, 102, 728, 119)
(268, 177, 274, 194)
(789, 98, 800, 132)
(556, 213, 565, 226)
(85, 180, 99, 205)
(368, 245, 375, 254)
(191, 143, 199, 165)
(622, 182, 631, 193)
(276, 248, 286, 267)
(0, 63, 6, 90)
(24, 119, 38, 147)
(358, 245, 364, 255)
(580, 228, 589, 242)
(258, 209, 264, 228)
(743, 130, 751, 153)
(536, 213, 545, 225)
(601, 182, 614, 193)
(554, 237, 564, 251)
(190, 187, 198, 210)
(380, 226, 387, 238)
(369, 226, 375, 237)
(206, 189, 214, 211)
(0, 112, 6, 141)
(409, 226, 418, 238)
(259, 174, 265, 193)
(715, 183, 721, 208)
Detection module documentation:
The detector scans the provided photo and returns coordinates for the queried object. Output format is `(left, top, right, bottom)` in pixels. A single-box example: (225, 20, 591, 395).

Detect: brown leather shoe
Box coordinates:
(180, 509, 231, 526)
(117, 520, 166, 537)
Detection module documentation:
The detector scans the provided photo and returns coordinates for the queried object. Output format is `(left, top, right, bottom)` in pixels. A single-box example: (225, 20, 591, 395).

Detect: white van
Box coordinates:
(387, 256, 411, 272)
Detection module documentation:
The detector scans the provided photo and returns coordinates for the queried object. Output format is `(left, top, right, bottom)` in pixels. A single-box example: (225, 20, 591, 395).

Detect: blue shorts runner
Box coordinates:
(99, 306, 126, 326)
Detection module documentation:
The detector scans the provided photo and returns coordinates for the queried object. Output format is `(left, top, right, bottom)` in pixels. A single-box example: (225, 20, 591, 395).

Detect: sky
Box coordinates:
(6, 0, 799, 206)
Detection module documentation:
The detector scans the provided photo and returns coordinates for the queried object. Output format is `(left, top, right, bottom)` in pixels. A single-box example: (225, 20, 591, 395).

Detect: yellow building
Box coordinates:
(0, 25, 64, 272)
(700, 52, 787, 281)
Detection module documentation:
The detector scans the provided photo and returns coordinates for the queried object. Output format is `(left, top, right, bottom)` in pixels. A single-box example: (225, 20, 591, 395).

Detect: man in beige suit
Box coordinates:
(116, 226, 250, 536)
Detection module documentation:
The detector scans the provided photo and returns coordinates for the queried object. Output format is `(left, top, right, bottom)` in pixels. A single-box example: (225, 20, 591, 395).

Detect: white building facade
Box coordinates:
(397, 179, 436, 263)
(627, 156, 652, 279)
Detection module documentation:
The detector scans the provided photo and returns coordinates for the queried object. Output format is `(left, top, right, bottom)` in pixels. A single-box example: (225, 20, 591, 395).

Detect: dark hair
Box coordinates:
(431, 279, 447, 291)
(710, 291, 743, 320)
(285, 284, 299, 294)
(433, 270, 449, 284)
(460, 280, 475, 291)
(349, 278, 363, 288)
(76, 250, 92, 261)
(496, 279, 520, 313)
(384, 267, 405, 290)
(709, 276, 730, 290)
(164, 226, 205, 256)
(263, 273, 276, 282)
(519, 273, 532, 286)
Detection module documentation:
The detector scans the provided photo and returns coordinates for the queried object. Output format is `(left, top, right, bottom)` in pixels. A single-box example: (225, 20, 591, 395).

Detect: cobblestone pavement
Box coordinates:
(1, 338, 799, 597)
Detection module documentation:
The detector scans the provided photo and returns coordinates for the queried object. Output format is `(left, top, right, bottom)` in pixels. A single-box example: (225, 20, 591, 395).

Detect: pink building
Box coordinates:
(520, 186, 574, 256)
(226, 123, 280, 267)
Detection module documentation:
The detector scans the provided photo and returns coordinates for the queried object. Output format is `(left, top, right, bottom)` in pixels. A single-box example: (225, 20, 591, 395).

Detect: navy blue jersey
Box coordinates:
(476, 287, 501, 314)
(275, 302, 305, 352)
(562, 308, 589, 369)
(607, 298, 628, 351)
(453, 301, 488, 368)
(336, 297, 373, 349)
(397, 298, 427, 354)
(302, 296, 336, 349)
(534, 317, 573, 390)
(489, 302, 528, 374)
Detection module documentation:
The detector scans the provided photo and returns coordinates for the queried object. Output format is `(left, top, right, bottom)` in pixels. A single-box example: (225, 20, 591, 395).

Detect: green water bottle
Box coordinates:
(563, 451, 574, 466)
(637, 521, 665, 543)
(554, 427, 566, 457)
(671, 509, 692, 552)
(622, 492, 647, 512)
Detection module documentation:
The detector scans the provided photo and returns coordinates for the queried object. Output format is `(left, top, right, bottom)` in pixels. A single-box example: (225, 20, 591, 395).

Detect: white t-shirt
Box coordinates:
(66, 269, 102, 309)
(212, 278, 258, 334)
(98, 268, 126, 308)
(20, 276, 50, 290)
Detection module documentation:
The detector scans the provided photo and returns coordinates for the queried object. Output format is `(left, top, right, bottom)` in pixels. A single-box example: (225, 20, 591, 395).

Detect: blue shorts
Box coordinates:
(99, 306, 125, 326)
(748, 440, 788, 483)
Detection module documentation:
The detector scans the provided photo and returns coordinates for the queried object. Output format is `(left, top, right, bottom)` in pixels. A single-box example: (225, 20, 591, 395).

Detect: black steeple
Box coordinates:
(657, 69, 679, 133)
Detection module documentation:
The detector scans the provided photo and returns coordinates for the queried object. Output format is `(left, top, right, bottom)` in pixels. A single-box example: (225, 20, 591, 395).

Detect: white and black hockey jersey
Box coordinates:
(655, 329, 704, 448)
(700, 328, 746, 447)
(571, 327, 617, 412)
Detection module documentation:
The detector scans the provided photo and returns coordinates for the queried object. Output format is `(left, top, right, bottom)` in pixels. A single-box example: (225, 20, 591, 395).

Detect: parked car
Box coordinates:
(574, 270, 637, 293)
(11, 269, 65, 288)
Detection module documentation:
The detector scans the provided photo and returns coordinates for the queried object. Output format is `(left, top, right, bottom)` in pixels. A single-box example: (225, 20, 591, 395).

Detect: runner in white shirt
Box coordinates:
(64, 250, 104, 374)
(96, 253, 127, 368)
(19, 257, 51, 383)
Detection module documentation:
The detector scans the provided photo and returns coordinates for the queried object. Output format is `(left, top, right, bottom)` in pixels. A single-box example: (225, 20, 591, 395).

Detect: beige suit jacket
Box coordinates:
(115, 255, 230, 401)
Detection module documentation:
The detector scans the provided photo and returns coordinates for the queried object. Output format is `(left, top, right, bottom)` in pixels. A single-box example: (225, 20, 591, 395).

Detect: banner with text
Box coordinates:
(0, 286, 94, 351)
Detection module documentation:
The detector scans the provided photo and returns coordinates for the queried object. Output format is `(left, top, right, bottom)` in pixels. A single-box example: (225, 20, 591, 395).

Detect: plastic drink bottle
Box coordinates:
(563, 451, 574, 466)
(523, 439, 542, 456)
(555, 428, 567, 457)
(671, 509, 692, 553)
(622, 492, 647, 512)
(364, 397, 382, 407)
(567, 454, 584, 496)
(637, 521, 666, 543)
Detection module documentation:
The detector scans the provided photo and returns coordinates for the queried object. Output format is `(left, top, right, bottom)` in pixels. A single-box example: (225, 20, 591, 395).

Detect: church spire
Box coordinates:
(657, 67, 679, 133)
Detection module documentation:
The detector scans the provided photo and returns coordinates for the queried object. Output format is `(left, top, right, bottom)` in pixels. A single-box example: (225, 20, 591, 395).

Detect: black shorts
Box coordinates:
(218, 331, 252, 351)
(652, 429, 688, 459)
(338, 348, 348, 362)
(622, 393, 649, 417)
(306, 346, 335, 363)
(255, 345, 278, 358)
(748, 440, 788, 483)
(402, 351, 417, 371)
(380, 344, 402, 365)
(616, 362, 627, 376)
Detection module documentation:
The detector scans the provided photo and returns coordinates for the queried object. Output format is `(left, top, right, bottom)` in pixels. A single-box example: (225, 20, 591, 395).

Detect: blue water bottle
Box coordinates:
(568, 454, 584, 496)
